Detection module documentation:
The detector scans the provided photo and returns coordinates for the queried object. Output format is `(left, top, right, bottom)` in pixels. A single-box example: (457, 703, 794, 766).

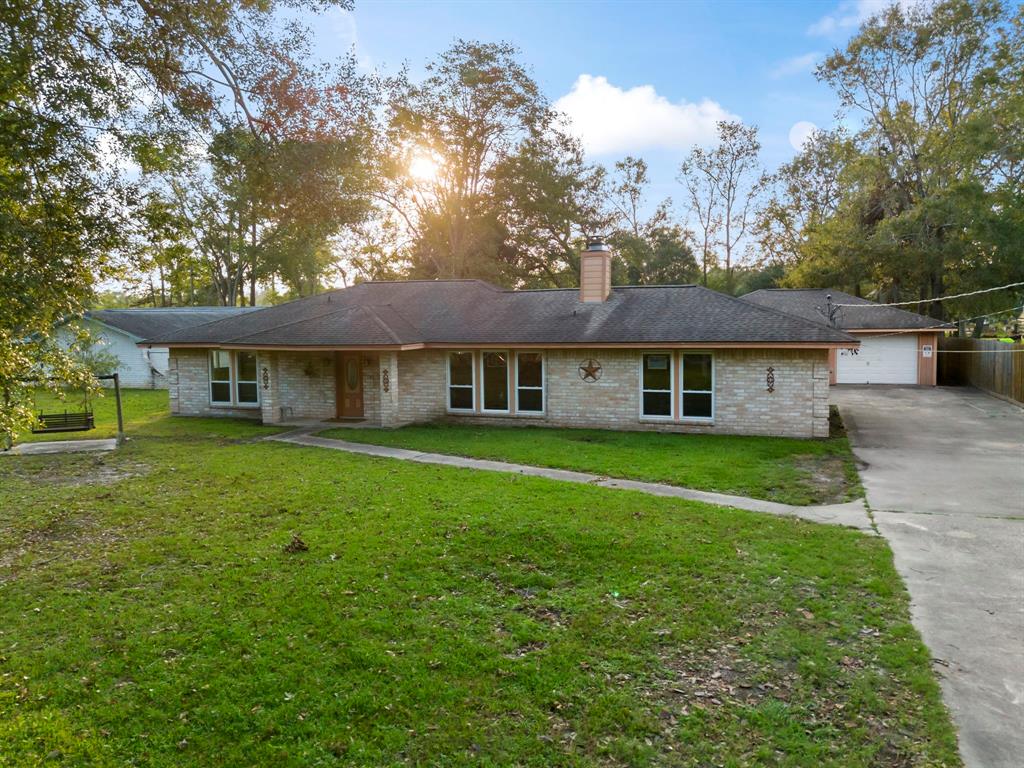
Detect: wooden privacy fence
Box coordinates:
(938, 337, 1024, 404)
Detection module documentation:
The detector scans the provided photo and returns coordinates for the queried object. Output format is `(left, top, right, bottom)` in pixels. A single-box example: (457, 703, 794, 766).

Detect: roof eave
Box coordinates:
(82, 315, 145, 342)
(145, 339, 858, 350)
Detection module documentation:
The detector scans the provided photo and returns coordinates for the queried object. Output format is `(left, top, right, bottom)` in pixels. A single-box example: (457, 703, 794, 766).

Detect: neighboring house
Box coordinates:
(57, 308, 260, 389)
(741, 289, 947, 386)
(143, 244, 856, 438)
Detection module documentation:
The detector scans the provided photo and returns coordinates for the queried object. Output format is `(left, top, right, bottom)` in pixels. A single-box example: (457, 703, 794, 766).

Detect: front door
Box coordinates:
(335, 353, 364, 418)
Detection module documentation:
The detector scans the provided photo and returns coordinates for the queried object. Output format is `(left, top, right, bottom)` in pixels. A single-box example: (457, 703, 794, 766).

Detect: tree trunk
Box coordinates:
(929, 271, 944, 321)
(250, 221, 257, 306)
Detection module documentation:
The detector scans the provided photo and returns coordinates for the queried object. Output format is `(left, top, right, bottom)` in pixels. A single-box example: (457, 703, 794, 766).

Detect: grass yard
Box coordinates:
(319, 421, 862, 506)
(14, 387, 171, 444)
(0, 415, 958, 766)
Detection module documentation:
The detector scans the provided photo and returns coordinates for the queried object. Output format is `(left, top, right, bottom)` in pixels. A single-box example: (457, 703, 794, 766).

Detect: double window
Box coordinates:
(446, 351, 545, 415)
(209, 350, 260, 407)
(640, 352, 714, 420)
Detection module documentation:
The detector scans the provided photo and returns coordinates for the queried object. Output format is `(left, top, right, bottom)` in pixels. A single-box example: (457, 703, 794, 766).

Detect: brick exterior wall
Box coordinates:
(169, 346, 830, 438)
(167, 349, 263, 419)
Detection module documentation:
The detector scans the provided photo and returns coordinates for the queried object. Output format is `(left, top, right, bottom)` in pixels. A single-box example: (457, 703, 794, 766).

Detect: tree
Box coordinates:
(677, 147, 720, 287)
(0, 0, 358, 439)
(779, 0, 1024, 321)
(374, 40, 607, 287)
(678, 121, 765, 291)
(607, 157, 697, 285)
(492, 131, 612, 287)
(753, 128, 857, 268)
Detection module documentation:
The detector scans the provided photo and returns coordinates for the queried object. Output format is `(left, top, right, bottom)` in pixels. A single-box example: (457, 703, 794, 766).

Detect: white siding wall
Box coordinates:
(55, 321, 163, 388)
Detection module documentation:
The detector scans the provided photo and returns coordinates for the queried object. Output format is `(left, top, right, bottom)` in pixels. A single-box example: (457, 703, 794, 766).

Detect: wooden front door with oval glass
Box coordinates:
(335, 352, 364, 418)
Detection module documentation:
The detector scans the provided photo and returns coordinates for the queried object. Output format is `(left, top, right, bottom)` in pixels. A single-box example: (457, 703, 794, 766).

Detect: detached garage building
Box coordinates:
(741, 289, 946, 386)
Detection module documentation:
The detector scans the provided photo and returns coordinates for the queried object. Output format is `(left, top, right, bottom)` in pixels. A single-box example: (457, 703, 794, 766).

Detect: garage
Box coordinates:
(741, 288, 943, 386)
(836, 334, 918, 384)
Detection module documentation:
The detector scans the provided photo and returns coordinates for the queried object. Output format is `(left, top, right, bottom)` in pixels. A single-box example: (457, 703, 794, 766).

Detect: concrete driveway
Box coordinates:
(834, 386, 1024, 768)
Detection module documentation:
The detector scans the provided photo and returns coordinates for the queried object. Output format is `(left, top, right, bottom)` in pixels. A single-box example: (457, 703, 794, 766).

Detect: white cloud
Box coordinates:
(789, 121, 820, 152)
(554, 75, 737, 156)
(770, 52, 822, 79)
(808, 0, 928, 36)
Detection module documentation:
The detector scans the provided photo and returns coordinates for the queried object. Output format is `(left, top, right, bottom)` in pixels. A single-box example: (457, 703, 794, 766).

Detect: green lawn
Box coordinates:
(0, 415, 958, 766)
(319, 422, 862, 506)
(14, 387, 171, 443)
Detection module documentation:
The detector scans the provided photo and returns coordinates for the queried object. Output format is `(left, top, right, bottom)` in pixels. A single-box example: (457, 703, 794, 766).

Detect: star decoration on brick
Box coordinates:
(578, 359, 602, 382)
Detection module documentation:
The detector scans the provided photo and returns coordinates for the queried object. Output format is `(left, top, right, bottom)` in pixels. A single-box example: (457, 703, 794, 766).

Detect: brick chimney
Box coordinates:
(579, 239, 612, 303)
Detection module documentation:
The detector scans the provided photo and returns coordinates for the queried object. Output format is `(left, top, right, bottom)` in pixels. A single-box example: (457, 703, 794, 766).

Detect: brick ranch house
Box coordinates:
(142, 243, 860, 439)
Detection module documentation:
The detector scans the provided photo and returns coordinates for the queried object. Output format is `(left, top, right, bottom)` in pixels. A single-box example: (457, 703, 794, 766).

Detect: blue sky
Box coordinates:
(297, 0, 896, 209)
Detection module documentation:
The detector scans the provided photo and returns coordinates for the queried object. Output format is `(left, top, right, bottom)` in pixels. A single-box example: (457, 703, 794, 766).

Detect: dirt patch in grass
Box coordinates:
(792, 454, 853, 504)
(3, 454, 149, 487)
(0, 512, 127, 584)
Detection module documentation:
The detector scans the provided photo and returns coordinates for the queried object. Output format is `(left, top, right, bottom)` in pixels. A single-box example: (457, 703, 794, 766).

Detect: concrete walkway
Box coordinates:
(2, 438, 117, 456)
(268, 426, 875, 533)
(835, 386, 1024, 768)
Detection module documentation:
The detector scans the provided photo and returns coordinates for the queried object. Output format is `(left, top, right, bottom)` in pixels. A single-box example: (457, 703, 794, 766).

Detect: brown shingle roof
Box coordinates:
(144, 281, 858, 347)
(740, 289, 949, 331)
(88, 307, 260, 339)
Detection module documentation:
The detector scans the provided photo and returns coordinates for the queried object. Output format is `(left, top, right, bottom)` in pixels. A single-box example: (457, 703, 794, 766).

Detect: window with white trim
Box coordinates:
(641, 353, 673, 418)
(515, 352, 544, 413)
(482, 351, 509, 412)
(209, 350, 260, 407)
(447, 352, 474, 411)
(210, 350, 232, 404)
(236, 351, 259, 404)
(681, 353, 713, 419)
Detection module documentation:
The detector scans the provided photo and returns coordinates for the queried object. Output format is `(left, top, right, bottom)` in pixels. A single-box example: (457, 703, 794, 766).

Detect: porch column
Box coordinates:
(379, 351, 400, 428)
(259, 352, 281, 424)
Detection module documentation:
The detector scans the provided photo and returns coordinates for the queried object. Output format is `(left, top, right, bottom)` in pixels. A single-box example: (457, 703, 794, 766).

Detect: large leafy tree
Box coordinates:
(764, 0, 1024, 321)
(0, 0, 357, 439)
(159, 113, 373, 305)
(754, 129, 857, 271)
(606, 157, 697, 286)
(374, 40, 608, 287)
(492, 131, 611, 287)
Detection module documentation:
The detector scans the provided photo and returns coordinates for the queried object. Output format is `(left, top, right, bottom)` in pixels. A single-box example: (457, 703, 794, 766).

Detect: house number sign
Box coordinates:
(766, 366, 775, 394)
(578, 359, 603, 382)
(382, 368, 390, 393)
(261, 366, 270, 390)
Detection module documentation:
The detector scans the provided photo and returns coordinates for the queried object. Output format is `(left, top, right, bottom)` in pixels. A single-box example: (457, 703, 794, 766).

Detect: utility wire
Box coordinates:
(844, 304, 1022, 341)
(832, 281, 1024, 307)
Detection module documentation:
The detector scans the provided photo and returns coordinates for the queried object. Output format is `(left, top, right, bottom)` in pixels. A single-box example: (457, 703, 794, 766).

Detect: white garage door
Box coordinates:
(836, 334, 918, 384)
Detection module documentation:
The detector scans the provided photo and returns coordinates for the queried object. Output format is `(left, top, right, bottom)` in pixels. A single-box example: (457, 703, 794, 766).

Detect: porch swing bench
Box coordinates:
(32, 409, 95, 433)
